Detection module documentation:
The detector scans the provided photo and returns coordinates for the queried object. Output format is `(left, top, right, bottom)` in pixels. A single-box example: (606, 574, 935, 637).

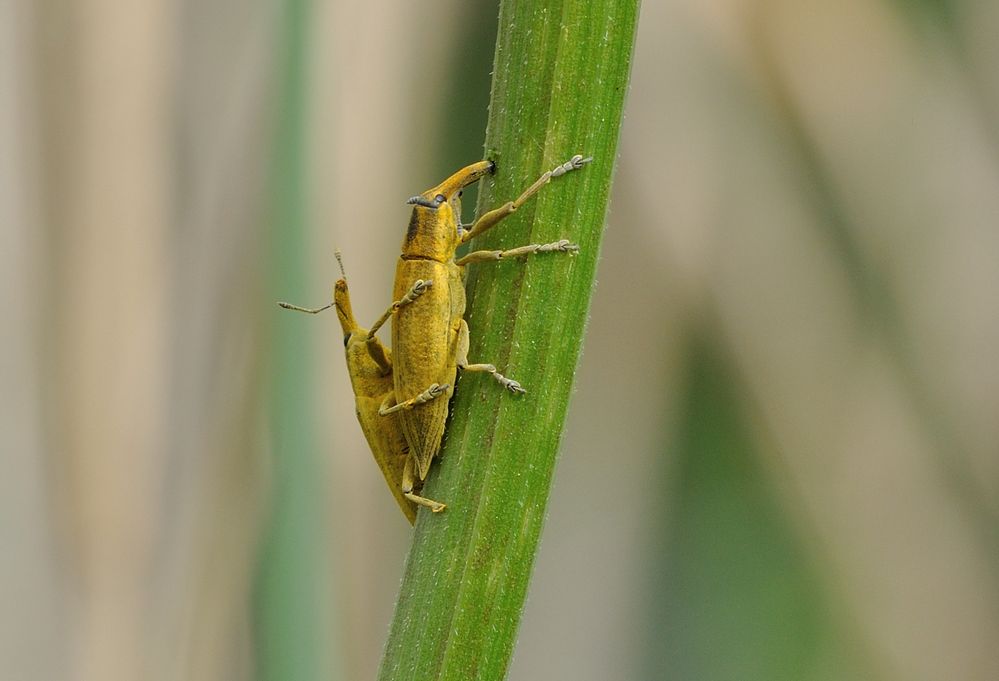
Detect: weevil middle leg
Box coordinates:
(455, 239, 579, 266)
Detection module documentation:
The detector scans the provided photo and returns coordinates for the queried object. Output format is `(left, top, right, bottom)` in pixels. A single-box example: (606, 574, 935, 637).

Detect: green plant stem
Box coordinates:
(378, 2, 640, 680)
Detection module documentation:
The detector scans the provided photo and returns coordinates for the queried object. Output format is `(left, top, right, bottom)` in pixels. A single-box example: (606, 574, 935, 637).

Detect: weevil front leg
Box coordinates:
(401, 455, 446, 513)
(455, 239, 579, 266)
(365, 278, 433, 338)
(363, 278, 432, 374)
(459, 154, 592, 244)
(455, 319, 526, 394)
(378, 382, 450, 416)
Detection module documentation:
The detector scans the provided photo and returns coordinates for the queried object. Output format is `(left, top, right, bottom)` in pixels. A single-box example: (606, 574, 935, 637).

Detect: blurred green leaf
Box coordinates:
(646, 334, 870, 681)
(887, 0, 957, 35)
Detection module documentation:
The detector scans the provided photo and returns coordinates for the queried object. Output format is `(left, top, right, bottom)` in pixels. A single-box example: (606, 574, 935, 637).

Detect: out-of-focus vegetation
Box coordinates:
(3, 1, 998, 681)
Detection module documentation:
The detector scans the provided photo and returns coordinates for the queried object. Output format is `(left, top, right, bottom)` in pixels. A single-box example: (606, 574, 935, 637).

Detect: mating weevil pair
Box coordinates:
(279, 153, 591, 523)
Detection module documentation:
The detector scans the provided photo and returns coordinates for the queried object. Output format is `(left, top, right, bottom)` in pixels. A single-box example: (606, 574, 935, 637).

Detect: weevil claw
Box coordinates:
(505, 380, 526, 395)
(552, 154, 593, 178)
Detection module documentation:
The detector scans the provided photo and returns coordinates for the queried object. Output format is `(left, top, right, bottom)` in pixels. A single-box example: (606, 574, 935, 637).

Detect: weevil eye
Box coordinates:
(434, 193, 445, 205)
(343, 333, 351, 348)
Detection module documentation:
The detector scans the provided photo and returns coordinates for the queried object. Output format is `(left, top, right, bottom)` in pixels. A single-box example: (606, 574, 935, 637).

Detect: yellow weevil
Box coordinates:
(278, 253, 448, 523)
(388, 154, 592, 491)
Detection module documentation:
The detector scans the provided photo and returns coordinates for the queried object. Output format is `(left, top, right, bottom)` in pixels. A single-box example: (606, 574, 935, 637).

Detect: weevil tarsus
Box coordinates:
(459, 154, 592, 244)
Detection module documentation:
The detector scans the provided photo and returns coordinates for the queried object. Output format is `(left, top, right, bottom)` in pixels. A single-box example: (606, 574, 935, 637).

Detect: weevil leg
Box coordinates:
(402, 456, 446, 513)
(378, 382, 450, 416)
(455, 319, 526, 394)
(335, 278, 432, 376)
(277, 301, 333, 314)
(366, 278, 432, 337)
(460, 154, 592, 244)
(455, 239, 579, 266)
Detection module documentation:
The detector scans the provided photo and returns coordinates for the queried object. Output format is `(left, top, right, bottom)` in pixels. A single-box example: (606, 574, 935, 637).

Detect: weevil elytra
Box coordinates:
(390, 154, 592, 484)
(278, 253, 448, 523)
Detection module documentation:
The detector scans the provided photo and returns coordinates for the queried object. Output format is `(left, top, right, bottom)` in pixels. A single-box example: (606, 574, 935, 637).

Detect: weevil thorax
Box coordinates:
(402, 193, 462, 262)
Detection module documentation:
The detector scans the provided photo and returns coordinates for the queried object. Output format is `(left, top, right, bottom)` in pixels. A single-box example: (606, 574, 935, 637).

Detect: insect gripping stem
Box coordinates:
(389, 153, 591, 500)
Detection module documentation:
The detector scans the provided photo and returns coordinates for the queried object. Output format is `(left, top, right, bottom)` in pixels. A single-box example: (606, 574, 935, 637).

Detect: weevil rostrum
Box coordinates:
(387, 154, 592, 493)
(279, 252, 448, 523)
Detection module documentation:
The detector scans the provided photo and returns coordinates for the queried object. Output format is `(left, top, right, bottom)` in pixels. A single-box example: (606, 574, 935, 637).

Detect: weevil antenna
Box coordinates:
(334, 248, 347, 280)
(406, 194, 446, 210)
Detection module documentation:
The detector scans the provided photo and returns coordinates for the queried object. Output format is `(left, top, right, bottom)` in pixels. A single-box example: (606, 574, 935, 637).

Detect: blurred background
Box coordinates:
(3, 0, 999, 680)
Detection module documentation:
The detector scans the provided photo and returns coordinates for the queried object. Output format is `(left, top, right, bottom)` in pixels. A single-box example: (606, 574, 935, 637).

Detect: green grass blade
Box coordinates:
(378, 2, 640, 680)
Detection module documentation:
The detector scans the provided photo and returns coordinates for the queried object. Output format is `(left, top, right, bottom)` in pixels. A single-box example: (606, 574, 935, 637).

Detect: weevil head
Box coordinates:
(334, 279, 370, 357)
(334, 278, 392, 377)
(333, 279, 359, 340)
(402, 160, 494, 261)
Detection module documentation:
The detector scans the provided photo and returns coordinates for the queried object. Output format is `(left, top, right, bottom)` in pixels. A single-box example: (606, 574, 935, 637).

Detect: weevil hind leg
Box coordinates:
(460, 154, 592, 244)
(402, 456, 446, 513)
(456, 319, 526, 394)
(378, 382, 450, 416)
